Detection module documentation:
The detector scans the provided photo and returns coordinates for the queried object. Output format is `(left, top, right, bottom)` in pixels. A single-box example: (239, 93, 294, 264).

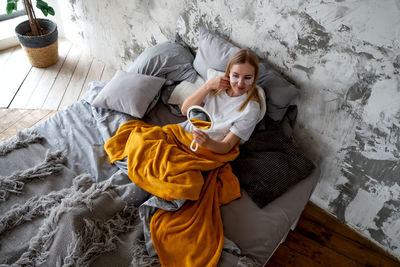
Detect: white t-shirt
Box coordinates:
(180, 91, 260, 143)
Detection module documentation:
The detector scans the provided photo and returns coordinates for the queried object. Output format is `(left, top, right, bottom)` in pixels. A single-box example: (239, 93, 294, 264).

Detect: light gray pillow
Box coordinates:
(193, 27, 240, 80)
(127, 33, 197, 84)
(92, 71, 166, 118)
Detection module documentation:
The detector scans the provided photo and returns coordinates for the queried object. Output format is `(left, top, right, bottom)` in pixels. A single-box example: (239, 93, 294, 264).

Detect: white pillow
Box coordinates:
(92, 71, 166, 118)
(206, 68, 266, 123)
(168, 75, 205, 108)
(206, 68, 226, 81)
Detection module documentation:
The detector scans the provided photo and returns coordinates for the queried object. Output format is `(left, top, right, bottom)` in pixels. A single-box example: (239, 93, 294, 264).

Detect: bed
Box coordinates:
(0, 27, 320, 266)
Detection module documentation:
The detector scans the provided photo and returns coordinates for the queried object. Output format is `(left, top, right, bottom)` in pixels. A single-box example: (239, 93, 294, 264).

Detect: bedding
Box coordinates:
(0, 82, 317, 266)
(168, 75, 205, 108)
(127, 33, 197, 85)
(0, 29, 319, 266)
(193, 27, 240, 80)
(104, 120, 239, 201)
(151, 164, 241, 266)
(92, 71, 166, 118)
(231, 124, 315, 208)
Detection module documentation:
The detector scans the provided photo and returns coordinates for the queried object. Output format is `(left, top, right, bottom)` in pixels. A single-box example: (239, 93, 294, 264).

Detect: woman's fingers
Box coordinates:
(219, 77, 230, 86)
(193, 130, 208, 145)
(219, 77, 231, 90)
(209, 77, 230, 90)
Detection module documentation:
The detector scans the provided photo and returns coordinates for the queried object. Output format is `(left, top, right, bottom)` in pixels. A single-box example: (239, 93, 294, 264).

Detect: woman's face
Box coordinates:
(228, 62, 255, 97)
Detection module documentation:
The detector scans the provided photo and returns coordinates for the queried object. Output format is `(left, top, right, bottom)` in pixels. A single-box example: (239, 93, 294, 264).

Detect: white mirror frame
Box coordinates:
(187, 105, 214, 152)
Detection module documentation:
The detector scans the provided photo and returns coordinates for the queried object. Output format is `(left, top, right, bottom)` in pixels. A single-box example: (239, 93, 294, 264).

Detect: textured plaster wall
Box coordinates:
(58, 0, 400, 259)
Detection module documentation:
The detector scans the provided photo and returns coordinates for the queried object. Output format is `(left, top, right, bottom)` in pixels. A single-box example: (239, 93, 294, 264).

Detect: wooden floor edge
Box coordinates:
(307, 201, 400, 263)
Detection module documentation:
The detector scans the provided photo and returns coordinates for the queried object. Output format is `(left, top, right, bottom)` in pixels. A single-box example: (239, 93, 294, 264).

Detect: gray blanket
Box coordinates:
(0, 82, 260, 266)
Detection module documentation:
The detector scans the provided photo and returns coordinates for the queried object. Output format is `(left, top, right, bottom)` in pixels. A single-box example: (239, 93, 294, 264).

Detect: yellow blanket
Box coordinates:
(104, 120, 239, 201)
(151, 164, 241, 267)
(104, 120, 241, 266)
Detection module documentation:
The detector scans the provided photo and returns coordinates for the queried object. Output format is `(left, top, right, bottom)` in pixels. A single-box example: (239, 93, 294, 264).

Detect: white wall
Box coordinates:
(56, 0, 400, 259)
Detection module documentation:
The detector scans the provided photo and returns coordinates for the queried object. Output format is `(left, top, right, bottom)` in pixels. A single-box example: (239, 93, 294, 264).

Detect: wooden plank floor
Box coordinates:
(1, 40, 400, 266)
(266, 203, 400, 267)
(0, 38, 116, 111)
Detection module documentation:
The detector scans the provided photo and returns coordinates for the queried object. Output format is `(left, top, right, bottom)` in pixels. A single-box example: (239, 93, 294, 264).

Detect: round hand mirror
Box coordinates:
(187, 105, 213, 152)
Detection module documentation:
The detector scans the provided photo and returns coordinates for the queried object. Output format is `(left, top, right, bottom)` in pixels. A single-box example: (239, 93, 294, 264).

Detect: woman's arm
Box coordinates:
(192, 130, 240, 154)
(181, 76, 230, 116)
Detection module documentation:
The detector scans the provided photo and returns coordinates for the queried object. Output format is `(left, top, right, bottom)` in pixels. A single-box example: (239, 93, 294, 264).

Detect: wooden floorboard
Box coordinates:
(266, 203, 400, 267)
(42, 44, 81, 110)
(58, 52, 93, 110)
(0, 46, 16, 66)
(0, 38, 399, 266)
(25, 39, 73, 109)
(0, 109, 54, 142)
(267, 244, 322, 267)
(294, 216, 397, 266)
(0, 46, 31, 108)
(1, 38, 116, 111)
(9, 65, 46, 109)
(100, 64, 117, 81)
(77, 57, 96, 100)
(0, 109, 32, 133)
(78, 58, 106, 100)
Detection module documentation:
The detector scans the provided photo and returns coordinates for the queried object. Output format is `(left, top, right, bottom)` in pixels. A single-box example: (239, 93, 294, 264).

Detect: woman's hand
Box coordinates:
(206, 76, 231, 92)
(192, 129, 210, 146)
(192, 130, 240, 154)
(181, 76, 230, 116)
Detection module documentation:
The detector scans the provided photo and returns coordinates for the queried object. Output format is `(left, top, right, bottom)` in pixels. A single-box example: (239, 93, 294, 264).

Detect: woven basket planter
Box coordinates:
(15, 18, 58, 68)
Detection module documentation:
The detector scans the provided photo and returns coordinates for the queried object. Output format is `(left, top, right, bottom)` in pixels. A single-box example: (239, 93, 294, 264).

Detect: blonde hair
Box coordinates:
(212, 49, 261, 111)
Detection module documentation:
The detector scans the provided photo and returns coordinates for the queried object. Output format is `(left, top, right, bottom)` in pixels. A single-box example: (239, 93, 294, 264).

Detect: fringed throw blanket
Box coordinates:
(0, 129, 43, 157)
(104, 120, 241, 266)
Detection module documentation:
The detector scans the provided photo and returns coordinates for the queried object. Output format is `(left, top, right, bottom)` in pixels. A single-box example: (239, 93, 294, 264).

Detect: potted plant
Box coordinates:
(6, 0, 58, 68)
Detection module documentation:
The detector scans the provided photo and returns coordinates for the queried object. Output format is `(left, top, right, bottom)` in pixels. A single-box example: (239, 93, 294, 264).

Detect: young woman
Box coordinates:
(181, 49, 262, 154)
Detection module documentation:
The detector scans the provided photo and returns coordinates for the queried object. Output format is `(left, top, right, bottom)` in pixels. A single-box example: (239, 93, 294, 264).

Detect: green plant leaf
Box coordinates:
(6, 0, 55, 17)
(42, 8, 48, 16)
(47, 6, 55, 16)
(6, 2, 17, 15)
(36, 0, 49, 9)
(36, 0, 55, 17)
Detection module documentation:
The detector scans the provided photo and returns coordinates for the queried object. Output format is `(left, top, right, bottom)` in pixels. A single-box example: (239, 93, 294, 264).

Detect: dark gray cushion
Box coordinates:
(127, 33, 197, 84)
(231, 127, 314, 208)
(193, 27, 240, 80)
(258, 61, 300, 121)
(92, 71, 166, 118)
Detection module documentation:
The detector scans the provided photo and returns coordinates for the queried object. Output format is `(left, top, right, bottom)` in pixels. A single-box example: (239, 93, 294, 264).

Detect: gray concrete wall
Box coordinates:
(57, 0, 400, 259)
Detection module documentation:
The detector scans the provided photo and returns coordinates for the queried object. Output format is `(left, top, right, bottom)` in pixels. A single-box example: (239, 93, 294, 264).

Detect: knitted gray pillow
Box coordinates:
(231, 128, 314, 208)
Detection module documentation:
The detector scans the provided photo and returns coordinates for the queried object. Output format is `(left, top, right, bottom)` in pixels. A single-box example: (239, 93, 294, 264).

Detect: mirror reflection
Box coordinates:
(187, 105, 213, 151)
(188, 108, 212, 130)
